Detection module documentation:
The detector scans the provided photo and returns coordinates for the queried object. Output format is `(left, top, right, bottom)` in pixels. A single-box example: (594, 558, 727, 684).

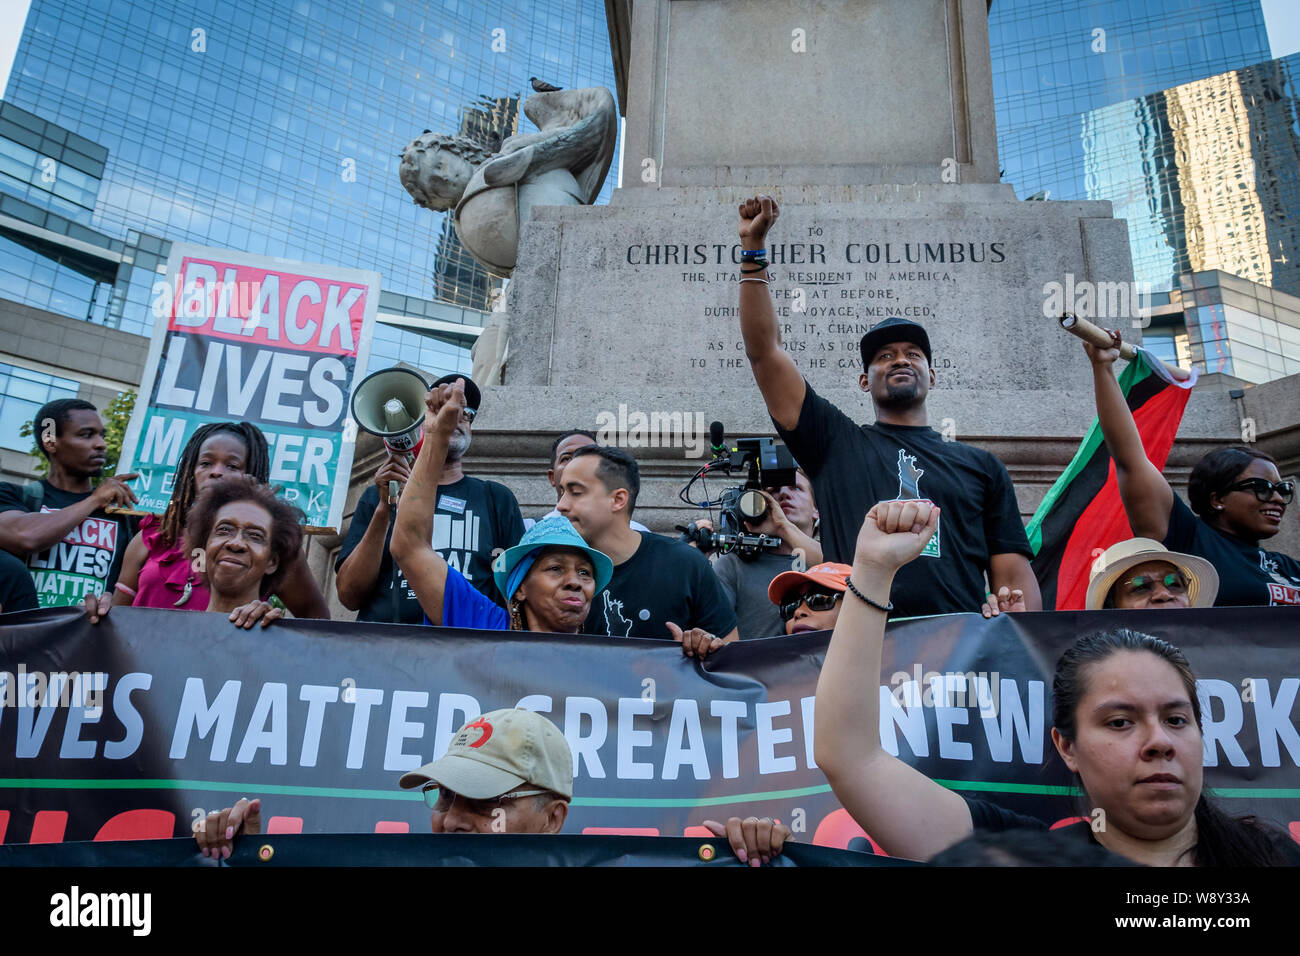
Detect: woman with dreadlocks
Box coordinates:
(82, 421, 329, 626)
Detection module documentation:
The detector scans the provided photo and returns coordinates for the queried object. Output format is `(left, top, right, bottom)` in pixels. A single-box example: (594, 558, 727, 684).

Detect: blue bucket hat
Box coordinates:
(492, 515, 613, 602)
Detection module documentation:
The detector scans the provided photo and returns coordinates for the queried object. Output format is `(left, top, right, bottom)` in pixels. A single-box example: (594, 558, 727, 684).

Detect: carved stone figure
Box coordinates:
(399, 85, 618, 277)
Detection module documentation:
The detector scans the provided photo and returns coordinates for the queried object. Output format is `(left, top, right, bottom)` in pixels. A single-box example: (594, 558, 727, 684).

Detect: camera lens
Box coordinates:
(738, 489, 767, 521)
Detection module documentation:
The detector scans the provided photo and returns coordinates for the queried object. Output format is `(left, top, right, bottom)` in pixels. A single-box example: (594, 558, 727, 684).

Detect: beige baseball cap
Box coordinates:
(398, 708, 573, 800)
(1085, 538, 1219, 611)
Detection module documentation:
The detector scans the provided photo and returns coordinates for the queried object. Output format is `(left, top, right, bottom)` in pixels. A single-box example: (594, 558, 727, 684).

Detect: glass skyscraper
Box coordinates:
(0, 0, 618, 378)
(990, 0, 1272, 203)
(989, 0, 1300, 382)
(1080, 54, 1300, 297)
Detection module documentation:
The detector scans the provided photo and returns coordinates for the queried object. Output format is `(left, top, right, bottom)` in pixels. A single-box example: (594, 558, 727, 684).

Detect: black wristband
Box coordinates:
(741, 262, 769, 273)
(845, 576, 892, 613)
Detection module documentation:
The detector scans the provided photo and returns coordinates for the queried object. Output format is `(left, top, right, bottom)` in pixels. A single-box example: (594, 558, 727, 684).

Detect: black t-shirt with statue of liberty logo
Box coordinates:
(583, 531, 737, 639)
(775, 381, 1031, 617)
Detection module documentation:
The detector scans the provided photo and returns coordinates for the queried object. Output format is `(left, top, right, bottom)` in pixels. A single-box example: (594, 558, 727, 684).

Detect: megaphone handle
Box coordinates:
(387, 451, 415, 507)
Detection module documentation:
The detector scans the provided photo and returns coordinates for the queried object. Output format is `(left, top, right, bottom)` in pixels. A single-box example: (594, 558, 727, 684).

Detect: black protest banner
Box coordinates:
(1, 606, 1297, 855)
(0, 832, 903, 867)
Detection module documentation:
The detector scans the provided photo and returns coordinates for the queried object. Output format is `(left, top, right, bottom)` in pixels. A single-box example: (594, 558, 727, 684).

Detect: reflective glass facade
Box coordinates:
(2, 0, 618, 377)
(1179, 269, 1300, 382)
(0, 102, 106, 223)
(989, 1, 1300, 381)
(0, 360, 78, 451)
(1081, 56, 1300, 297)
(991, 0, 1271, 201)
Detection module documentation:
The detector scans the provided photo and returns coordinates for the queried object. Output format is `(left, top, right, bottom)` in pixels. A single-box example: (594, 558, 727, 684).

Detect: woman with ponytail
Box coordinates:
(815, 499, 1297, 865)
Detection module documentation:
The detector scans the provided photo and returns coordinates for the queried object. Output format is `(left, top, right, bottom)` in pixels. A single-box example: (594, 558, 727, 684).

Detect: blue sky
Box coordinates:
(1261, 0, 1300, 58)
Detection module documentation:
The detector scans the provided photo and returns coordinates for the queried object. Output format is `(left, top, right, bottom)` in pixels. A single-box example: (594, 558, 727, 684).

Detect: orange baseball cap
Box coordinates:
(767, 562, 854, 605)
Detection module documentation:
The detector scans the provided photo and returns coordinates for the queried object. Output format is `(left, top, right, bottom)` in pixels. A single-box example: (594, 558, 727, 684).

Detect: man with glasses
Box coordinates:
(766, 562, 852, 635)
(403, 708, 573, 834)
(196, 709, 794, 866)
(1085, 539, 1219, 610)
(335, 374, 526, 622)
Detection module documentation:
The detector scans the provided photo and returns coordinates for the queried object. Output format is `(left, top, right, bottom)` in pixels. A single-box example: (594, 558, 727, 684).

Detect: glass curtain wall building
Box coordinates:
(0, 0, 617, 376)
(1080, 55, 1300, 298)
(989, 0, 1300, 382)
(990, 0, 1272, 204)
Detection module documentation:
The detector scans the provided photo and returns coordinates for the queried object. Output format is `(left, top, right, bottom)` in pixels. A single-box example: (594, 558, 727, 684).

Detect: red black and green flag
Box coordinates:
(1027, 349, 1198, 610)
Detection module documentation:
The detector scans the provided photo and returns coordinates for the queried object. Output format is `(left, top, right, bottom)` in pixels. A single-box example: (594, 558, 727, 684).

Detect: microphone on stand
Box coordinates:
(709, 420, 727, 458)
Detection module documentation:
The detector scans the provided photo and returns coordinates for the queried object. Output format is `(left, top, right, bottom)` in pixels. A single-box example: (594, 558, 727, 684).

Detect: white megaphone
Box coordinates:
(349, 366, 430, 504)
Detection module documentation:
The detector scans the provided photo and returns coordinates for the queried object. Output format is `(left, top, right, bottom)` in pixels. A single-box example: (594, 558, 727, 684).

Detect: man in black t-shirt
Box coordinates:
(735, 196, 1040, 618)
(557, 445, 738, 650)
(712, 470, 822, 639)
(0, 399, 138, 609)
(335, 374, 525, 623)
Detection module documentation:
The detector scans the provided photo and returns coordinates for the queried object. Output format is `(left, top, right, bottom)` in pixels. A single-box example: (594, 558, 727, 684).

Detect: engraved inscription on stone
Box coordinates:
(538, 206, 1104, 400)
(562, 225, 1011, 388)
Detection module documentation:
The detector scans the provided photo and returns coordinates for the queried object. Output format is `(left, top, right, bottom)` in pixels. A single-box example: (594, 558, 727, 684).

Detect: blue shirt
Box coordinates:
(430, 566, 510, 631)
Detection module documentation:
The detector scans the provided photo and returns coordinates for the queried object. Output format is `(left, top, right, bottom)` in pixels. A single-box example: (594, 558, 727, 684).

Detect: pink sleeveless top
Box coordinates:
(132, 514, 210, 611)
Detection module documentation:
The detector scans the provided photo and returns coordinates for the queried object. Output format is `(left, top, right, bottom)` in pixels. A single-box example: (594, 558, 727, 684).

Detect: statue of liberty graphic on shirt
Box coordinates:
(895, 450, 941, 558)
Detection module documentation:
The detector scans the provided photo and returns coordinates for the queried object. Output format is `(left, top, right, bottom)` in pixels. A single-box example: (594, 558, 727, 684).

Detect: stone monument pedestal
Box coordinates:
(465, 180, 1138, 518)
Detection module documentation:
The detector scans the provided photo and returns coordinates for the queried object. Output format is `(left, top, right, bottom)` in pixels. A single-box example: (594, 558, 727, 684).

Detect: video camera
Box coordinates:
(677, 429, 799, 559)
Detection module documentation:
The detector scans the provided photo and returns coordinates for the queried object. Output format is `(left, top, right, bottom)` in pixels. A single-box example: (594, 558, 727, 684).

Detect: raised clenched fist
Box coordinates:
(738, 195, 779, 247)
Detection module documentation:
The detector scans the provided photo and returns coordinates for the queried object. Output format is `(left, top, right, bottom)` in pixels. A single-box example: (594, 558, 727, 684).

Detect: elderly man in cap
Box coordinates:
(403, 707, 574, 833)
(1086, 538, 1219, 610)
(336, 372, 526, 623)
(197, 709, 793, 865)
(734, 196, 1040, 619)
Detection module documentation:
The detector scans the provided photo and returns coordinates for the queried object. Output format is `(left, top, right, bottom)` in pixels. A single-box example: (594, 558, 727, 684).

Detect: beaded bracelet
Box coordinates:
(846, 576, 893, 613)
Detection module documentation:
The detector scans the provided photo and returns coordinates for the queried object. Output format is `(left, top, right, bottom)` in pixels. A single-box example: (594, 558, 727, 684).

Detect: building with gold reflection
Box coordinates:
(1080, 56, 1300, 382)
(990, 1, 1299, 383)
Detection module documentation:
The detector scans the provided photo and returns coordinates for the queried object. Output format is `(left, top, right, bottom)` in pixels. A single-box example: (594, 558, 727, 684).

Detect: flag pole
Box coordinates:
(1058, 313, 1193, 382)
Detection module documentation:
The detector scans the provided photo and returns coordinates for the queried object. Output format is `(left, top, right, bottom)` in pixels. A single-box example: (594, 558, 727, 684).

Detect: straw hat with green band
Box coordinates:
(492, 514, 613, 601)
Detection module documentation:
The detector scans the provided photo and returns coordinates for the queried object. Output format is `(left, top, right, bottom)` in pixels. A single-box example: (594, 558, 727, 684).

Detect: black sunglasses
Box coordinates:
(1221, 478, 1294, 504)
(779, 589, 843, 622)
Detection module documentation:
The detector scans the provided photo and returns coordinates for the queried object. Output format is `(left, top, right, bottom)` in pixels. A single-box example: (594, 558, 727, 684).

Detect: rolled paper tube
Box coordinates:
(1058, 313, 1192, 382)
